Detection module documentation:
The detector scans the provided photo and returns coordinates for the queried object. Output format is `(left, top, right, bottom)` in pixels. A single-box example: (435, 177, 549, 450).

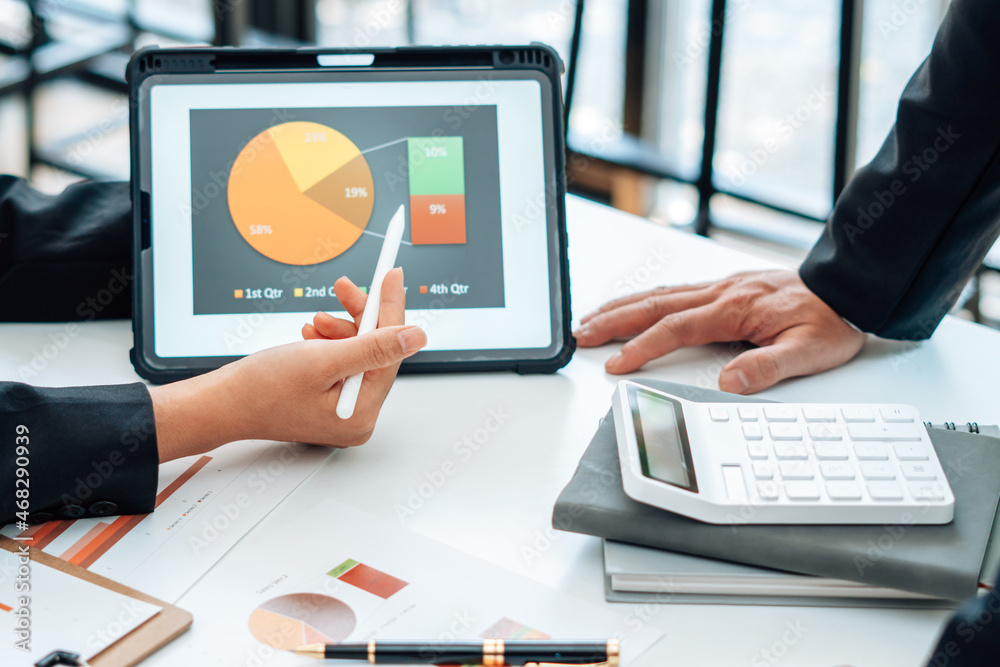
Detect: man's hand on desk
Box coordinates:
(573, 269, 866, 394)
(151, 268, 426, 462)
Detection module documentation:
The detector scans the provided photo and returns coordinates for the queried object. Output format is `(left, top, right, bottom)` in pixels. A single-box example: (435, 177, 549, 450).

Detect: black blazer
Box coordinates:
(0, 175, 133, 321)
(800, 0, 1000, 339)
(1, 382, 158, 526)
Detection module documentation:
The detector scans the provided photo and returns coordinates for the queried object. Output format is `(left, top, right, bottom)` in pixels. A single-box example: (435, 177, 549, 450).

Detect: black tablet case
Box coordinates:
(553, 379, 1000, 601)
(127, 45, 573, 383)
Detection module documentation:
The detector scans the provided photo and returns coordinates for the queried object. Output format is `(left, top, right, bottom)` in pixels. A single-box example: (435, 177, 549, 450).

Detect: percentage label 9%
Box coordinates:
(429, 204, 447, 215)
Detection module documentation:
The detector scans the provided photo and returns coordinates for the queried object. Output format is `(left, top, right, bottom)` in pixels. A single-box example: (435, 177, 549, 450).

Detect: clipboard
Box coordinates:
(0, 536, 192, 667)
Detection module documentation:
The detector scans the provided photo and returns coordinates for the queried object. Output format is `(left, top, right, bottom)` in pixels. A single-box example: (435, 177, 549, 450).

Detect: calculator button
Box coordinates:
(847, 422, 923, 441)
(752, 461, 774, 479)
(764, 406, 797, 422)
(742, 423, 763, 440)
(802, 406, 836, 422)
(853, 442, 889, 460)
(784, 481, 821, 500)
(880, 406, 914, 422)
(747, 441, 769, 460)
(807, 423, 843, 441)
(779, 461, 814, 480)
(820, 461, 855, 480)
(900, 462, 937, 480)
(769, 424, 803, 441)
(722, 465, 749, 502)
(738, 406, 758, 422)
(893, 443, 929, 460)
(842, 407, 875, 422)
(860, 462, 896, 480)
(867, 482, 904, 500)
(774, 443, 808, 460)
(826, 482, 862, 500)
(709, 406, 729, 422)
(908, 482, 947, 501)
(757, 481, 780, 500)
(813, 442, 849, 460)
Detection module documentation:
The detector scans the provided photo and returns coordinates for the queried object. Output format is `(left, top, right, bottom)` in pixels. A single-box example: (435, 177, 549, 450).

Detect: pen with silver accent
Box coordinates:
(293, 638, 619, 666)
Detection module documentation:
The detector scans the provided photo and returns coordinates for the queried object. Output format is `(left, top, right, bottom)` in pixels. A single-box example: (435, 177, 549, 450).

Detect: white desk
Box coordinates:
(3, 195, 999, 666)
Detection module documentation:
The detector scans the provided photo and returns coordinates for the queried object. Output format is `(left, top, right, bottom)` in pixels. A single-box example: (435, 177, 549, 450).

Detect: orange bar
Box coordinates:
(409, 194, 466, 245)
(0, 602, 12, 612)
(59, 523, 110, 562)
(16, 523, 47, 540)
(156, 455, 212, 508)
(68, 515, 132, 567)
(31, 520, 74, 550)
(77, 514, 147, 569)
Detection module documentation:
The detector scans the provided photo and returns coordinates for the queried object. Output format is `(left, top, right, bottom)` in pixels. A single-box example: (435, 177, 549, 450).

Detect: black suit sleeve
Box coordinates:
(1, 382, 159, 526)
(0, 176, 133, 322)
(926, 578, 1000, 667)
(799, 0, 1000, 340)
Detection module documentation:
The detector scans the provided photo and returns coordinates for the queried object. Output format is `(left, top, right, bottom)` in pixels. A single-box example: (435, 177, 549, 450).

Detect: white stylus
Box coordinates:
(336, 204, 406, 420)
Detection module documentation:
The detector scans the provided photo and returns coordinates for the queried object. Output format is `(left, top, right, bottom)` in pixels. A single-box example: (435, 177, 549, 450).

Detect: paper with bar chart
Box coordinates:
(190, 107, 505, 316)
(0, 549, 161, 662)
(140, 501, 663, 667)
(1, 440, 328, 602)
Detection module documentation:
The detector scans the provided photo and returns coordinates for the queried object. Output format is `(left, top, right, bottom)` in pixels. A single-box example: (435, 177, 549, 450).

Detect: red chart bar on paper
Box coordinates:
(156, 455, 213, 508)
(22, 520, 74, 550)
(0, 602, 11, 612)
(73, 514, 148, 569)
(327, 559, 408, 599)
(59, 522, 110, 562)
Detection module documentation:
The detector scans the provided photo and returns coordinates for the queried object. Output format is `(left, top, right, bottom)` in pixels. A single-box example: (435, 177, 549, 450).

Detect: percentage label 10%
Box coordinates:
(425, 146, 448, 157)
(345, 187, 369, 198)
(250, 225, 273, 235)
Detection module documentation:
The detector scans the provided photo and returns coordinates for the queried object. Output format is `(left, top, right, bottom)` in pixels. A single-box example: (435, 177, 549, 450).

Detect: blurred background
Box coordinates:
(1, 0, 996, 328)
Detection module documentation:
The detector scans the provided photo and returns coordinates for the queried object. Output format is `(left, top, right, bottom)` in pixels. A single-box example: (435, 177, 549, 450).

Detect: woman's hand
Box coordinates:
(152, 268, 425, 462)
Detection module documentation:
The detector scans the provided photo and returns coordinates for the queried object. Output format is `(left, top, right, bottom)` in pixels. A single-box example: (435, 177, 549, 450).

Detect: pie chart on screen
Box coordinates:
(248, 593, 357, 650)
(227, 121, 375, 265)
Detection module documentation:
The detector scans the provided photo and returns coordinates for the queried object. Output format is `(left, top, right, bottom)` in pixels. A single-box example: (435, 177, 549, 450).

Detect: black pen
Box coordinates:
(293, 638, 619, 665)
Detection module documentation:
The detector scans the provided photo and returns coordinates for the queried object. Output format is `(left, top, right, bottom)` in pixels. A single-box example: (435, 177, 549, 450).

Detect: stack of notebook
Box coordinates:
(553, 380, 1000, 607)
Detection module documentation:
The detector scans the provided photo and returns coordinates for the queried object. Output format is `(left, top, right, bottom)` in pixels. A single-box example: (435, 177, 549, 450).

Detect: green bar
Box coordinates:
(408, 137, 465, 195)
(326, 558, 359, 578)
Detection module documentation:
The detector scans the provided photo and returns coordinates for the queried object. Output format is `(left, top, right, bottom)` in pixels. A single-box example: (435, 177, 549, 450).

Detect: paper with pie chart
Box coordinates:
(228, 121, 376, 265)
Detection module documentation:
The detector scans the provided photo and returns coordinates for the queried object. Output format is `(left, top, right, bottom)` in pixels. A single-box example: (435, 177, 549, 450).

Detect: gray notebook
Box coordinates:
(603, 540, 954, 608)
(553, 379, 1000, 601)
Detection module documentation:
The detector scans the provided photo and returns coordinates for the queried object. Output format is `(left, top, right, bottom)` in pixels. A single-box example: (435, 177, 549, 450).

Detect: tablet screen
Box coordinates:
(136, 66, 565, 373)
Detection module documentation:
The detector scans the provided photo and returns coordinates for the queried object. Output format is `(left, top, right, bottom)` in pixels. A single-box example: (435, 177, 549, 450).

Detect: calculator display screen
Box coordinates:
(629, 387, 698, 492)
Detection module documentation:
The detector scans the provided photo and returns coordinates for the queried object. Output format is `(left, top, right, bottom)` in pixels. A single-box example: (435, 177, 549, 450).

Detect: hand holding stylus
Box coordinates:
(334, 204, 407, 419)
(151, 266, 425, 461)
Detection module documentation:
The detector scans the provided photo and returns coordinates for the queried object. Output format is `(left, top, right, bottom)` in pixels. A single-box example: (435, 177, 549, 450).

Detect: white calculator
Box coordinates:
(612, 381, 955, 525)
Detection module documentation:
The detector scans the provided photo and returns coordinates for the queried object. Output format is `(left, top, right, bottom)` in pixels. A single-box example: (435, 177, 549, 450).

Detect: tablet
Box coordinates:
(128, 45, 573, 383)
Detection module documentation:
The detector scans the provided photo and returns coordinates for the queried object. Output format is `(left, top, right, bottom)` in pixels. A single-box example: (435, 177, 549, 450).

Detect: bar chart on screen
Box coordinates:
(1, 440, 328, 602)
